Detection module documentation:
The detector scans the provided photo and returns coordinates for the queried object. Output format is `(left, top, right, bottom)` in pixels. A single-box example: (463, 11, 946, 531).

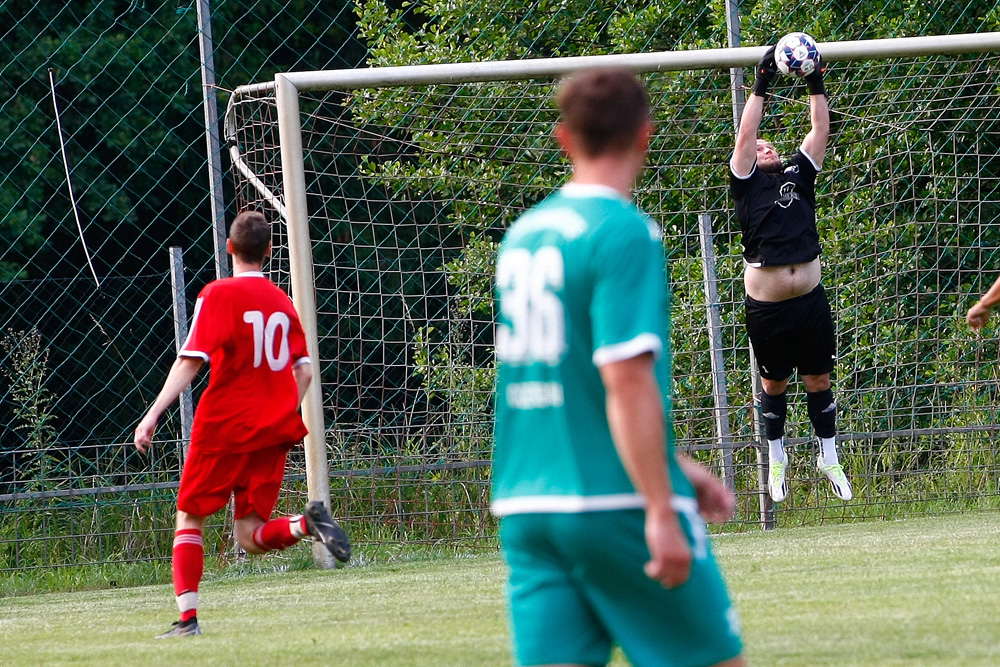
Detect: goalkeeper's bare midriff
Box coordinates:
(744, 258, 822, 302)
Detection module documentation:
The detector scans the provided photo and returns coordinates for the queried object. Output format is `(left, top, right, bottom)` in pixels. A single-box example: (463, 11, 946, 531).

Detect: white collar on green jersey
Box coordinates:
(560, 182, 630, 202)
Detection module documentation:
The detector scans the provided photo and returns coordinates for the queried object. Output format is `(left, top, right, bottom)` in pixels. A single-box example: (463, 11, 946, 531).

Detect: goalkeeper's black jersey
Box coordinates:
(730, 149, 822, 267)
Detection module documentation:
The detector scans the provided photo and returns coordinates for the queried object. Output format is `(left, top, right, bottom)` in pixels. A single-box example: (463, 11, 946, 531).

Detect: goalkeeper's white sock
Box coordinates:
(819, 437, 840, 466)
(768, 438, 786, 464)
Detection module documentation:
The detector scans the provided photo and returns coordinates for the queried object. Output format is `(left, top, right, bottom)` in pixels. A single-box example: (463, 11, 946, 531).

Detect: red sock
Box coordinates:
(252, 516, 306, 552)
(172, 528, 203, 622)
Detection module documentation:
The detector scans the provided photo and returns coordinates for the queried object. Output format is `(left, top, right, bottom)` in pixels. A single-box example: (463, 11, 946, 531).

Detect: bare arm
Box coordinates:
(733, 45, 777, 177)
(134, 356, 204, 452)
(800, 93, 830, 167)
(292, 361, 313, 405)
(600, 352, 691, 588)
(967, 275, 1000, 330)
(732, 93, 765, 177)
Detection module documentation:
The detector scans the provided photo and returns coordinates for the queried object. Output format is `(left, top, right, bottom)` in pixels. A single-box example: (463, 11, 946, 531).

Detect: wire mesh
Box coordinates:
(230, 49, 1000, 549)
(3, 0, 1000, 576)
(0, 1, 370, 575)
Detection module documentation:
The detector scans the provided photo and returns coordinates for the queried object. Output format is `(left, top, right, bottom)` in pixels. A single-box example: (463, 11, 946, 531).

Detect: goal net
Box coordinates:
(224, 34, 1000, 548)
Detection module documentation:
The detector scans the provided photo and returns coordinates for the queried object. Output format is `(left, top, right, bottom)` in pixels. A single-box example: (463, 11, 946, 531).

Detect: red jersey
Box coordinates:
(180, 272, 310, 453)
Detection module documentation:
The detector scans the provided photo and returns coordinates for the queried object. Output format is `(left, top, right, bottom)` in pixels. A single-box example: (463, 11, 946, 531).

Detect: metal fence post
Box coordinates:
(169, 246, 195, 460)
(195, 0, 230, 280)
(697, 214, 736, 489)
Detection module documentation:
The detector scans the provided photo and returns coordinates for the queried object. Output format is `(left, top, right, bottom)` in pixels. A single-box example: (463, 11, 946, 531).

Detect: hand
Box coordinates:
(692, 473, 737, 523)
(677, 456, 736, 523)
(967, 300, 993, 331)
(752, 45, 778, 97)
(134, 414, 158, 453)
(804, 54, 826, 96)
(643, 504, 692, 588)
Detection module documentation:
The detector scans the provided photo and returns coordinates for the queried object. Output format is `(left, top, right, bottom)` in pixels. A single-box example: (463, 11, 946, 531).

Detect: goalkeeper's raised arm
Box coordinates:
(733, 44, 829, 179)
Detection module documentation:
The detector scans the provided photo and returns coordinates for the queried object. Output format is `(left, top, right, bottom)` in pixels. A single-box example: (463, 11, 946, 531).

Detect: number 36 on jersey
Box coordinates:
(495, 247, 567, 366)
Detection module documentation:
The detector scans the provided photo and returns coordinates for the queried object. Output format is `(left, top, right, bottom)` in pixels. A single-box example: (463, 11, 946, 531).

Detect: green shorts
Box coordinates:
(500, 502, 742, 667)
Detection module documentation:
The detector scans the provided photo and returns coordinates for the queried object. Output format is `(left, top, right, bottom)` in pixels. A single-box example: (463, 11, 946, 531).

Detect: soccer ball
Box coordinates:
(775, 32, 820, 78)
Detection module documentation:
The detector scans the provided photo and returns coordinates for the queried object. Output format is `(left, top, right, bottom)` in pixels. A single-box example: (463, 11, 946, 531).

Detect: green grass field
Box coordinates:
(1, 511, 998, 666)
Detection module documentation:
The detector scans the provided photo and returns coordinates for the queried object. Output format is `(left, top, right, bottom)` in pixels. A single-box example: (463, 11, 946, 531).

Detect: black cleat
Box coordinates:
(304, 500, 351, 563)
(155, 618, 202, 639)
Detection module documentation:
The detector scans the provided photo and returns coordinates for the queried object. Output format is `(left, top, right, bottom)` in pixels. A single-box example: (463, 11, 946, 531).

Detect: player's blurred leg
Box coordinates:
(251, 514, 308, 552)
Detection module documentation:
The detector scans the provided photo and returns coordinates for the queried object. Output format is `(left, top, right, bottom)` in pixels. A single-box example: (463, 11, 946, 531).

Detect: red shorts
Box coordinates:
(177, 445, 291, 520)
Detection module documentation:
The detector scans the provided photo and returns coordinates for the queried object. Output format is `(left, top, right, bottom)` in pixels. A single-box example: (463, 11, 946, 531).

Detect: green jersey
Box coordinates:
(491, 183, 694, 515)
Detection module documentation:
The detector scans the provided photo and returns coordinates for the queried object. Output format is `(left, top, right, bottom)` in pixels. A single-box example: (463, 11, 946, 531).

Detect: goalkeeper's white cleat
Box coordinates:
(817, 456, 853, 501)
(768, 460, 788, 503)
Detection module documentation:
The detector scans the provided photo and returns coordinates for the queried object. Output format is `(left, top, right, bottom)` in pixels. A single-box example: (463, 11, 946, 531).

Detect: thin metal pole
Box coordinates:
(723, 0, 745, 130)
(275, 74, 334, 569)
(722, 0, 772, 529)
(697, 214, 736, 489)
(169, 247, 195, 460)
(194, 0, 230, 279)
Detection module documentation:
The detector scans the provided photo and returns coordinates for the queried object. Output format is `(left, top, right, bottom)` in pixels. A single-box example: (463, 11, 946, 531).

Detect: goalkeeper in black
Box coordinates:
(729, 43, 852, 503)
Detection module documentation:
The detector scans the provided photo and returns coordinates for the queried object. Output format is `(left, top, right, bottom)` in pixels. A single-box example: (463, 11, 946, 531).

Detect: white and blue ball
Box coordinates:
(775, 32, 820, 77)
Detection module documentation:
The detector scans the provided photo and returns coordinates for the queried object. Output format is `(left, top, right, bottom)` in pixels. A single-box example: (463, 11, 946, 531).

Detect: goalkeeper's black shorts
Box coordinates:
(745, 282, 836, 381)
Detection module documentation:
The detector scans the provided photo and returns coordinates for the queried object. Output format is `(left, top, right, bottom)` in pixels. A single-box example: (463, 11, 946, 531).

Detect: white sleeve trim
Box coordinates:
(730, 156, 756, 180)
(178, 350, 209, 362)
(593, 333, 662, 366)
(180, 297, 204, 355)
(799, 145, 822, 171)
(293, 357, 312, 368)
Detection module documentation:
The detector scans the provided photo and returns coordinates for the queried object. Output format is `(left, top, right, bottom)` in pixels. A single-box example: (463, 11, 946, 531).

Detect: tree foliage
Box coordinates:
(346, 0, 1000, 452)
(0, 0, 366, 473)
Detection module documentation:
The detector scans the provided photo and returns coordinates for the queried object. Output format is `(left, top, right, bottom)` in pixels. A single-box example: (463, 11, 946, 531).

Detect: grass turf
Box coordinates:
(1, 511, 998, 666)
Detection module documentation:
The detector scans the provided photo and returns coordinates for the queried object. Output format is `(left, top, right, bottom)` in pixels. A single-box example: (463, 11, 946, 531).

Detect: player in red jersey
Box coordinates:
(134, 211, 350, 639)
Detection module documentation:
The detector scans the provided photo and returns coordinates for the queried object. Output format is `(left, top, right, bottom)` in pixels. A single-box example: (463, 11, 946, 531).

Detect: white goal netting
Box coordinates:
(225, 45, 1000, 544)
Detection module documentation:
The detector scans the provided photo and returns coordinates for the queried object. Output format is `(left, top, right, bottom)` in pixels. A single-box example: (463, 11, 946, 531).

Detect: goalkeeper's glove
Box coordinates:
(752, 45, 778, 97)
(804, 56, 827, 96)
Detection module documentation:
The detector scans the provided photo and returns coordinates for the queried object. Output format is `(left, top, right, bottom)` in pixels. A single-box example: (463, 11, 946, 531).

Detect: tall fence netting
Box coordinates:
(2, 0, 999, 575)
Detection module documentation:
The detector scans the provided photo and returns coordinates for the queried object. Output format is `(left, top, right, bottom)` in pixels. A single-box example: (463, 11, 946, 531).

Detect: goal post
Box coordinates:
(262, 32, 1000, 92)
(225, 32, 1000, 555)
(273, 75, 336, 567)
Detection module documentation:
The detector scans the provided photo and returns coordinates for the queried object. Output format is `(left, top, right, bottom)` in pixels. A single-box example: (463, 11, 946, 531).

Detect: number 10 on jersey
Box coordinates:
(243, 310, 291, 371)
